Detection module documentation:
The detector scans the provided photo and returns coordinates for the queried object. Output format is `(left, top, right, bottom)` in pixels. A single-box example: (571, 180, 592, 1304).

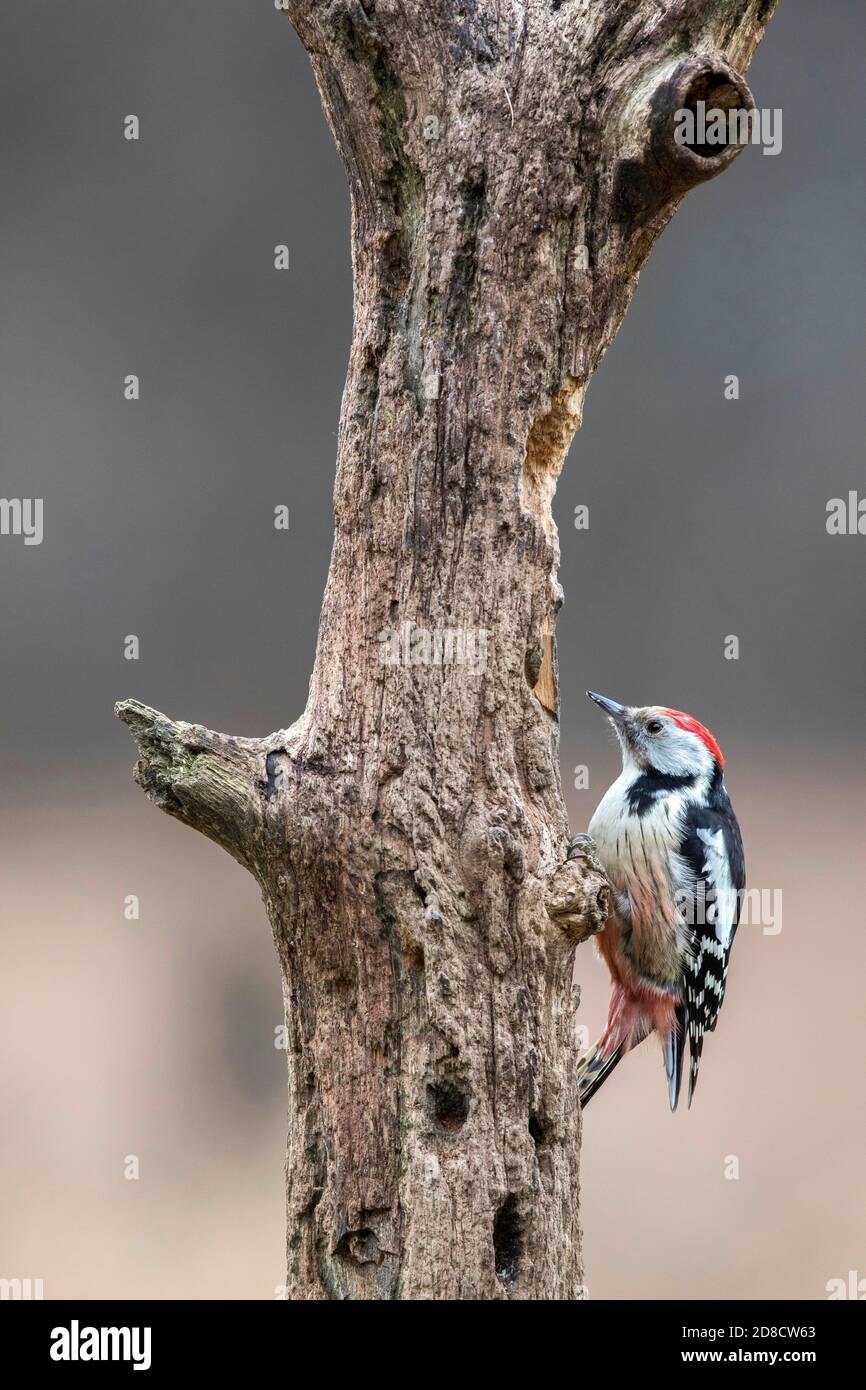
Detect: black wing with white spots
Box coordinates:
(678, 772, 745, 1106)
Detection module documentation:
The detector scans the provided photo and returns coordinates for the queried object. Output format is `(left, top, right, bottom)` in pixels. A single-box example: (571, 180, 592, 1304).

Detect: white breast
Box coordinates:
(589, 776, 692, 924)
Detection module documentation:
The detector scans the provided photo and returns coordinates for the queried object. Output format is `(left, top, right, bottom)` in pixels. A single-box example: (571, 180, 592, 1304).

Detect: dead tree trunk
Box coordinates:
(117, 0, 775, 1300)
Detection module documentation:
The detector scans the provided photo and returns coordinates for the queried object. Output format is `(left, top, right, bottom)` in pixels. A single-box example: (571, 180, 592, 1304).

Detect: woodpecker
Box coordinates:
(578, 692, 745, 1110)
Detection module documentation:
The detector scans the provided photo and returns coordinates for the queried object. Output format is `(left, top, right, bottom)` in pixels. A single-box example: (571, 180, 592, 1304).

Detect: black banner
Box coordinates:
(3, 1298, 861, 1375)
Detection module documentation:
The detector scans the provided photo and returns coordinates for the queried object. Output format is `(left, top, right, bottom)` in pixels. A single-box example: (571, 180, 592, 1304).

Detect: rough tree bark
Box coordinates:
(118, 0, 775, 1299)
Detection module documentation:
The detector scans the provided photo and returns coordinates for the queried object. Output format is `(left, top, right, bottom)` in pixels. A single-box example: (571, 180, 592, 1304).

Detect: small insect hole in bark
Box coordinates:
(528, 1113, 547, 1148)
(427, 1081, 470, 1132)
(493, 1194, 522, 1284)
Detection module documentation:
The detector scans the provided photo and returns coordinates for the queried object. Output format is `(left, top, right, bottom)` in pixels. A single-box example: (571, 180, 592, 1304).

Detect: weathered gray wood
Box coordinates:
(118, 0, 776, 1300)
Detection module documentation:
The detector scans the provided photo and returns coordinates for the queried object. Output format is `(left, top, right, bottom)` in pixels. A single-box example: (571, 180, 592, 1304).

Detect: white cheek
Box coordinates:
(650, 741, 687, 775)
(652, 737, 710, 776)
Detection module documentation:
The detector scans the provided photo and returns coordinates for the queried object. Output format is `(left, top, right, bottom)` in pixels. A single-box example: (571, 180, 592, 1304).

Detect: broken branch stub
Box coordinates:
(115, 699, 265, 870)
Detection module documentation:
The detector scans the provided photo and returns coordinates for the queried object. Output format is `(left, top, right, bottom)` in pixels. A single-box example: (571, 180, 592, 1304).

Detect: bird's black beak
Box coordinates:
(586, 691, 629, 721)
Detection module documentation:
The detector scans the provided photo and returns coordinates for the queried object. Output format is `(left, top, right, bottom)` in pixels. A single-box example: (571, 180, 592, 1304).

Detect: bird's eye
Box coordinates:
(646, 719, 664, 735)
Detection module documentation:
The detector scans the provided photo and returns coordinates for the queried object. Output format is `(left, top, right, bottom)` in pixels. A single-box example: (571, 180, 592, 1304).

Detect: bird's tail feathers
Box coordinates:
(577, 1038, 624, 1108)
(664, 1004, 688, 1112)
(687, 1027, 705, 1108)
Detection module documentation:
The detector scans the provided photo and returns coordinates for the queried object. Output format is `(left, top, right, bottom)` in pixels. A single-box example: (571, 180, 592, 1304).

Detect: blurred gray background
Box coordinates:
(1, 0, 863, 1298)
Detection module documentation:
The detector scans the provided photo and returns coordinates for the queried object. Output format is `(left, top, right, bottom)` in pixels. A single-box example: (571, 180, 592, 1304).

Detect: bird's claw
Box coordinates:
(567, 831, 606, 878)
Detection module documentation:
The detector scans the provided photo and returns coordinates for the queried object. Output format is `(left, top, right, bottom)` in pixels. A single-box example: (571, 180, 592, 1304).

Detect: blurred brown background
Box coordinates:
(1, 1, 864, 1298)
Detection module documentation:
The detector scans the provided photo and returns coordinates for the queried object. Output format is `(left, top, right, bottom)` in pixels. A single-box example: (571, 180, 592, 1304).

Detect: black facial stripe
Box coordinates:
(706, 762, 725, 811)
(626, 771, 696, 817)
